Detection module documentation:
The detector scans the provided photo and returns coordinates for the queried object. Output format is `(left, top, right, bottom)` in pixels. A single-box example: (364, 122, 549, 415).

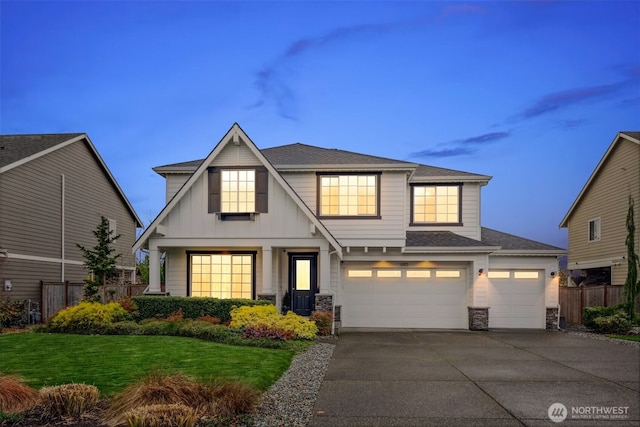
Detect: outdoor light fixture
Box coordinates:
(478, 268, 484, 276)
(550, 271, 556, 278)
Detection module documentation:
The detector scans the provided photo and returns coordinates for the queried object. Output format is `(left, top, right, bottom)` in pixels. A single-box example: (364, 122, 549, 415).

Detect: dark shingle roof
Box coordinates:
(621, 131, 640, 140)
(406, 228, 565, 252)
(261, 143, 414, 166)
(406, 231, 493, 248)
(0, 133, 84, 168)
(411, 164, 489, 180)
(481, 227, 565, 251)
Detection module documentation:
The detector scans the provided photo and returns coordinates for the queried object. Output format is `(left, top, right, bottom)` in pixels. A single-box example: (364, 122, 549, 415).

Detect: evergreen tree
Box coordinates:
(624, 195, 639, 319)
(77, 216, 121, 301)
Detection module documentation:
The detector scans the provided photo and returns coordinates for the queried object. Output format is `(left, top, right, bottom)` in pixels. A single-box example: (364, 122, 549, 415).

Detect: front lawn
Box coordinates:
(0, 333, 294, 396)
(607, 334, 640, 342)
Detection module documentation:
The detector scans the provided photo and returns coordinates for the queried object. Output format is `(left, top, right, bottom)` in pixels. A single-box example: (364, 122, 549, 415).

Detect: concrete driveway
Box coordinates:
(309, 330, 639, 426)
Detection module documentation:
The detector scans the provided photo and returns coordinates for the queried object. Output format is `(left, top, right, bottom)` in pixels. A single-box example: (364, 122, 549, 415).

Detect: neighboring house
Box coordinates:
(560, 131, 640, 287)
(0, 133, 143, 307)
(135, 123, 565, 330)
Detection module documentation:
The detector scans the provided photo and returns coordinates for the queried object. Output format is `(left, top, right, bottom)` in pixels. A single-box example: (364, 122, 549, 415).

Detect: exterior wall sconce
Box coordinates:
(550, 271, 556, 278)
(478, 268, 484, 276)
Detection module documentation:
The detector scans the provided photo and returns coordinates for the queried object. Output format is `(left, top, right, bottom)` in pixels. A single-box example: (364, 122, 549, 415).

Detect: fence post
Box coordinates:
(604, 284, 608, 307)
(65, 281, 69, 306)
(580, 286, 585, 324)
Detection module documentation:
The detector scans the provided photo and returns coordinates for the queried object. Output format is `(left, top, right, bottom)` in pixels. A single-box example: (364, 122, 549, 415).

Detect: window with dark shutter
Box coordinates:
(208, 166, 268, 219)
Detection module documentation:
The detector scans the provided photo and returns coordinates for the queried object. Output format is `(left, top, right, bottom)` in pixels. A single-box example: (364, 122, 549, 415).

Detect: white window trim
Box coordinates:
(588, 217, 601, 242)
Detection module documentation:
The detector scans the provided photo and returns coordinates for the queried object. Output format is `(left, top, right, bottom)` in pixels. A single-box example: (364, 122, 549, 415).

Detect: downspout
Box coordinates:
(61, 174, 65, 281)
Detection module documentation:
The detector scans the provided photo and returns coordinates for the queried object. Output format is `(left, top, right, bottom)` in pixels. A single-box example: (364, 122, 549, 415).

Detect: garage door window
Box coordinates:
(436, 270, 461, 278)
(514, 271, 539, 279)
(407, 270, 431, 278)
(377, 270, 402, 278)
(488, 271, 510, 279)
(348, 270, 373, 278)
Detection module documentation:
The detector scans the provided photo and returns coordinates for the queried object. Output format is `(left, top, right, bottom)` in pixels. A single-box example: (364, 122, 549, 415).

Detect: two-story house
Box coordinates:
(0, 133, 143, 314)
(134, 124, 565, 330)
(560, 131, 640, 287)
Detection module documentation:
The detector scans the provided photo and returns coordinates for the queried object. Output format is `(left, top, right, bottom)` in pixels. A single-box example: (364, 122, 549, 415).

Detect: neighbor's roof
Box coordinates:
(0, 133, 143, 228)
(154, 142, 490, 181)
(559, 131, 640, 228)
(0, 133, 84, 168)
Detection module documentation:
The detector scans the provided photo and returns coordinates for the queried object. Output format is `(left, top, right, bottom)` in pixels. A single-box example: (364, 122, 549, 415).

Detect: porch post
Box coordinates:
(319, 248, 330, 293)
(261, 247, 273, 294)
(148, 247, 162, 293)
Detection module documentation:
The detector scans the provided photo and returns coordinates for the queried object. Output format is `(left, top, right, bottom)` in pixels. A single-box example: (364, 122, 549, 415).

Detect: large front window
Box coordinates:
(221, 170, 255, 213)
(412, 184, 461, 224)
(190, 253, 253, 298)
(318, 174, 379, 217)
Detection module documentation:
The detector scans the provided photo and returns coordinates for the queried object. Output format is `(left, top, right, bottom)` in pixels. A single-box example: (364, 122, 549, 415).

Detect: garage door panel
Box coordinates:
(488, 274, 545, 329)
(342, 264, 467, 329)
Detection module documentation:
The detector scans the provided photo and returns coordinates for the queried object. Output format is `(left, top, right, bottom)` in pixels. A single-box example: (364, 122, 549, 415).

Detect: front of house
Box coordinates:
(134, 124, 565, 331)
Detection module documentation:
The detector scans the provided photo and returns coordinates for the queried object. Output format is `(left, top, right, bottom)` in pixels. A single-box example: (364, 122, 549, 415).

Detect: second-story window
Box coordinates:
(412, 184, 461, 225)
(318, 174, 379, 218)
(221, 170, 255, 213)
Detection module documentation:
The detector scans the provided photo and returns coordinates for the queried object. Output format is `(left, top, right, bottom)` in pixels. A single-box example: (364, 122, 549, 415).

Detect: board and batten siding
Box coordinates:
(566, 138, 640, 285)
(0, 139, 138, 303)
(406, 182, 482, 240)
(161, 172, 319, 239)
(280, 171, 407, 241)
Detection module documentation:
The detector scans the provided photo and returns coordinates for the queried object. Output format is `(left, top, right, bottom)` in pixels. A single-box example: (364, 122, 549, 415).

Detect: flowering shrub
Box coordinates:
(230, 305, 317, 339)
(48, 301, 130, 334)
(242, 325, 295, 341)
(310, 311, 333, 336)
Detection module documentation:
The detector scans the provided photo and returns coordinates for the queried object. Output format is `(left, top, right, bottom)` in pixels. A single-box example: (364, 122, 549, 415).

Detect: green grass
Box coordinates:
(607, 334, 640, 342)
(0, 333, 294, 396)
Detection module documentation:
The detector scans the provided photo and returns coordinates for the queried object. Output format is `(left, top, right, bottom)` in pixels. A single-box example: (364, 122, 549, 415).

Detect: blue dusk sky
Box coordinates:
(1, 1, 639, 249)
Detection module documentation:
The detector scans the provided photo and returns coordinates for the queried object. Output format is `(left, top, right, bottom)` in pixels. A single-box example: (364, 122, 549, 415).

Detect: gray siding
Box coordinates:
(566, 138, 640, 285)
(0, 139, 139, 304)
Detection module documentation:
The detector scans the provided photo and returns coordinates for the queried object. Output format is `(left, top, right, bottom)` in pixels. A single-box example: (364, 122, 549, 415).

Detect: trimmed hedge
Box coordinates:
(131, 296, 272, 323)
(584, 304, 631, 334)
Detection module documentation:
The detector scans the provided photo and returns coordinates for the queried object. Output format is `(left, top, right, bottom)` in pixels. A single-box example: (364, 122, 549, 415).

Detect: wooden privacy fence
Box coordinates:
(41, 281, 148, 320)
(559, 285, 640, 325)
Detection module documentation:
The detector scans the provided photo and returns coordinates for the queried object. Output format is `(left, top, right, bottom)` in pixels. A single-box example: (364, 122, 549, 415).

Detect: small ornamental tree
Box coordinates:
(624, 195, 640, 320)
(77, 216, 121, 301)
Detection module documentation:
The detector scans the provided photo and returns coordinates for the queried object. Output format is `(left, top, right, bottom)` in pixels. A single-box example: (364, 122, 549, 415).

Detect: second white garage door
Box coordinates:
(488, 270, 545, 329)
(341, 263, 468, 329)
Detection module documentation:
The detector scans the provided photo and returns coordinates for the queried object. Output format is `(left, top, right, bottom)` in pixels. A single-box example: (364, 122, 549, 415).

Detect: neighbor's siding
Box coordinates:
(566, 138, 640, 285)
(0, 139, 139, 304)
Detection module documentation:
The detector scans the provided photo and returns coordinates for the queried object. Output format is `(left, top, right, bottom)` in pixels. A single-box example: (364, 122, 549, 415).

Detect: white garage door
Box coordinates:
(488, 270, 545, 329)
(341, 263, 468, 329)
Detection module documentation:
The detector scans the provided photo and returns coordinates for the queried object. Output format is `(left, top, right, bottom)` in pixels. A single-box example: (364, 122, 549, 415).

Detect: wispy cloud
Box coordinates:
(249, 4, 484, 120)
(519, 83, 623, 119)
(411, 131, 510, 159)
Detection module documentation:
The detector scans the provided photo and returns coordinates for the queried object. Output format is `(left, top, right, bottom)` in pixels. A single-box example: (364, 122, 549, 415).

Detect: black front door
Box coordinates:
(289, 253, 317, 316)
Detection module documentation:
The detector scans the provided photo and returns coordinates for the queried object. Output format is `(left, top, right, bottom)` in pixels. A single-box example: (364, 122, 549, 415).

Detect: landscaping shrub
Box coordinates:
(592, 313, 632, 334)
(138, 319, 183, 336)
(39, 383, 100, 417)
(105, 320, 141, 335)
(118, 296, 139, 313)
(0, 375, 40, 414)
(196, 315, 221, 324)
(0, 298, 28, 328)
(47, 301, 131, 334)
(230, 305, 318, 339)
(310, 311, 333, 336)
(584, 304, 631, 334)
(124, 403, 199, 427)
(242, 325, 296, 341)
(132, 296, 271, 323)
(208, 380, 261, 417)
